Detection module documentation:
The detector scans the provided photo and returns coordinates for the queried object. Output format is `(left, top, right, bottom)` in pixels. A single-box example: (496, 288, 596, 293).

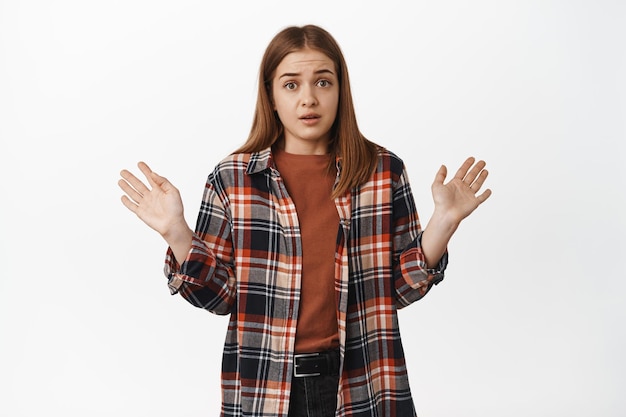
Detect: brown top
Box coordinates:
(273, 148, 340, 353)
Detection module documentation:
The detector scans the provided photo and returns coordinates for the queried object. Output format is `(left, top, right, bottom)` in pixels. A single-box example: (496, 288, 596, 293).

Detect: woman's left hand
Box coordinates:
(431, 156, 492, 226)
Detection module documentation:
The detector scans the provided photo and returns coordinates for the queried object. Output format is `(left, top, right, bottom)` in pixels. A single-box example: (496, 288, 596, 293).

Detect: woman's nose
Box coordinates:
(300, 85, 318, 106)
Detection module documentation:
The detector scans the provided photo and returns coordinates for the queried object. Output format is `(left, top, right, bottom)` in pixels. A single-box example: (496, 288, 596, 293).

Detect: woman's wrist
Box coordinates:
(162, 221, 193, 261)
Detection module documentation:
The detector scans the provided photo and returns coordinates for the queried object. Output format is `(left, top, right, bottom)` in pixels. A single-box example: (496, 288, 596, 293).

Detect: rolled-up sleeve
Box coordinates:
(395, 233, 448, 308)
(162, 173, 237, 315)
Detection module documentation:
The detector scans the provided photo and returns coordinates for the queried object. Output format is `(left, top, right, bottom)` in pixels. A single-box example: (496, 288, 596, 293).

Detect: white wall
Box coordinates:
(1, 1, 624, 416)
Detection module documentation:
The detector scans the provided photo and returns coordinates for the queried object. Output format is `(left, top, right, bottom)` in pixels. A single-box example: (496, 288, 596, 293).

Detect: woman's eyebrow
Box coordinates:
(278, 68, 335, 79)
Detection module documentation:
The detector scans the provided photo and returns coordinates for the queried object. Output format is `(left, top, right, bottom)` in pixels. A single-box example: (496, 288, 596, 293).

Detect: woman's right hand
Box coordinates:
(118, 162, 191, 246)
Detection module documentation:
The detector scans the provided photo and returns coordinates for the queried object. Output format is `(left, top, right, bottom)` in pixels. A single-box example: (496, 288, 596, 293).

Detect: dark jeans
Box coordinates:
(288, 373, 340, 417)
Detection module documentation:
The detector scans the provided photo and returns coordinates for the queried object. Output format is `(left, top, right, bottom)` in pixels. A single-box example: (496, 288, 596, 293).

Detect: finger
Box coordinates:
(476, 188, 492, 204)
(432, 165, 447, 186)
(120, 194, 138, 213)
(137, 161, 158, 187)
(464, 160, 487, 185)
(120, 168, 151, 196)
(118, 178, 144, 204)
(453, 157, 476, 181)
(469, 169, 489, 192)
(138, 161, 170, 189)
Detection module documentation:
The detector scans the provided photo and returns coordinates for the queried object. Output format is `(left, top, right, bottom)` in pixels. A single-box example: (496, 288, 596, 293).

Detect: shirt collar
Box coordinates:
(245, 148, 273, 175)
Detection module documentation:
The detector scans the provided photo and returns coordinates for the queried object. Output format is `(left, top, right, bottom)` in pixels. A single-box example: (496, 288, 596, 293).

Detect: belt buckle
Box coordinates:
(294, 352, 321, 377)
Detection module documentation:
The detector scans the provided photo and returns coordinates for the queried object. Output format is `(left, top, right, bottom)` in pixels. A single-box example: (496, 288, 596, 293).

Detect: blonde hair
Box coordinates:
(234, 24, 378, 199)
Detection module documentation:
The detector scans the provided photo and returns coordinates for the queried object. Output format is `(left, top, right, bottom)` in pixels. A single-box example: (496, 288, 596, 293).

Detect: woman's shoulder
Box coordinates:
(214, 152, 251, 167)
(375, 145, 407, 174)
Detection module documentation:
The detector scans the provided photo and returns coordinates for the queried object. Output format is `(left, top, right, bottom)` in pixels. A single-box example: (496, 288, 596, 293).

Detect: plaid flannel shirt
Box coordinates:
(165, 147, 447, 417)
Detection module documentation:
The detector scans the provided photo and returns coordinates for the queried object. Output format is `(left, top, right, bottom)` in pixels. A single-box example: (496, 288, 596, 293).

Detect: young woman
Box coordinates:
(119, 24, 491, 417)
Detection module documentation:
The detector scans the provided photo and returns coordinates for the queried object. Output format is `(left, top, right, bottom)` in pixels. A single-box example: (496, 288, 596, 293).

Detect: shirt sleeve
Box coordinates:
(395, 233, 448, 308)
(163, 172, 237, 316)
(391, 164, 448, 308)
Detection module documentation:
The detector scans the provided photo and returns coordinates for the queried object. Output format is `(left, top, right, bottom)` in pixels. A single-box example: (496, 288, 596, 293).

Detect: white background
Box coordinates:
(1, 0, 625, 416)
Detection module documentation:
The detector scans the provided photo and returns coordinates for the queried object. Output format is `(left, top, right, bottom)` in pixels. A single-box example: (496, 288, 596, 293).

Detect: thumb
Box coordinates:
(137, 161, 171, 190)
(149, 170, 173, 191)
(433, 164, 447, 187)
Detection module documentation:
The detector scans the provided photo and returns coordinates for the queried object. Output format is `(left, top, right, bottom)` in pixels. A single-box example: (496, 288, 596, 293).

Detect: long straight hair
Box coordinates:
(234, 25, 379, 199)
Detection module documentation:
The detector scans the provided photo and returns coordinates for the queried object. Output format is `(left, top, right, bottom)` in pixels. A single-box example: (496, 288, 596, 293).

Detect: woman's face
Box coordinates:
(271, 48, 339, 155)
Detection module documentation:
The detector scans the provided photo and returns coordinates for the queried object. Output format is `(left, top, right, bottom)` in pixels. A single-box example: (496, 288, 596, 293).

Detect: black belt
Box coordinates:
(293, 349, 340, 378)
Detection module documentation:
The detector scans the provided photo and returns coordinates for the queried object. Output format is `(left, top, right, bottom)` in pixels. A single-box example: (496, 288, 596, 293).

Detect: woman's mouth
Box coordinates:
(300, 113, 321, 125)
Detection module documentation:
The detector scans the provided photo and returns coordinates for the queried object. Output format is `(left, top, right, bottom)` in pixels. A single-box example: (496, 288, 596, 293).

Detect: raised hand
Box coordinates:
(420, 157, 492, 267)
(431, 157, 492, 226)
(118, 162, 189, 241)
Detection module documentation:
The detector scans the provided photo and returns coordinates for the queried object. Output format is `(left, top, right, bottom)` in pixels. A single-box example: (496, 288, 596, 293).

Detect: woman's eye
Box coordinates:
(317, 79, 331, 87)
(285, 82, 297, 90)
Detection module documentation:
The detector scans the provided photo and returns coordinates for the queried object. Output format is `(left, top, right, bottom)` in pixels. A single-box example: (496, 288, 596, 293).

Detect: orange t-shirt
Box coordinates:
(273, 148, 340, 353)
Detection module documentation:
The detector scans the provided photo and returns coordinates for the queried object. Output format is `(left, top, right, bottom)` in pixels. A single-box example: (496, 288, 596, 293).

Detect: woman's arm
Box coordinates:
(119, 161, 236, 314)
(421, 157, 491, 268)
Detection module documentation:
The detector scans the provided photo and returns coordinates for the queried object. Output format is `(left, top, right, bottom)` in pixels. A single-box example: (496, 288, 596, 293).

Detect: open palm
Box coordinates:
(431, 157, 492, 224)
(118, 161, 186, 237)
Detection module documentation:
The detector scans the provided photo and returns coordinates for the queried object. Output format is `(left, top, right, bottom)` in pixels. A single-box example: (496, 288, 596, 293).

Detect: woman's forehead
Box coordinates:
(277, 48, 335, 73)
